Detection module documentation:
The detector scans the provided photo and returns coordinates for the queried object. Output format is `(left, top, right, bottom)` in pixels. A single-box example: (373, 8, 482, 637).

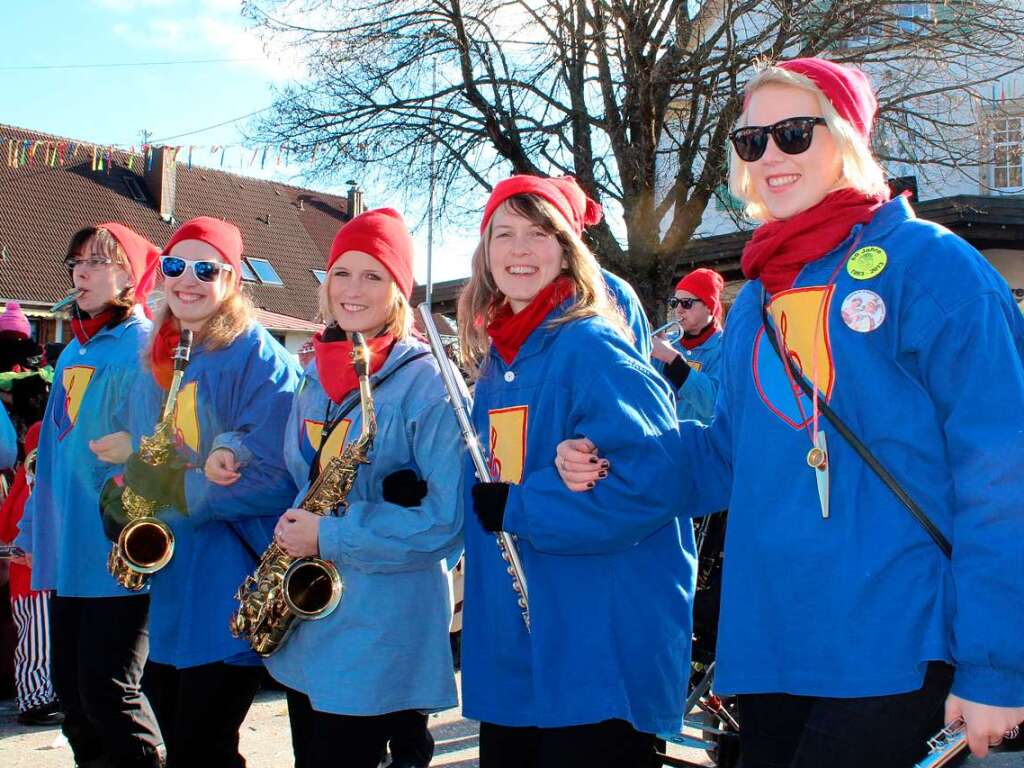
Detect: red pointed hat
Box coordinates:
(161, 217, 244, 286)
(328, 207, 415, 299)
(480, 175, 603, 236)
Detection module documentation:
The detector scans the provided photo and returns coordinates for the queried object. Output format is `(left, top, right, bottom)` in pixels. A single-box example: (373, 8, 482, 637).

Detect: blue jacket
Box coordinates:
(16, 308, 150, 597)
(462, 304, 696, 735)
(678, 196, 1024, 706)
(125, 324, 301, 668)
(603, 269, 653, 360)
(655, 329, 724, 424)
(0, 404, 16, 469)
(265, 339, 463, 716)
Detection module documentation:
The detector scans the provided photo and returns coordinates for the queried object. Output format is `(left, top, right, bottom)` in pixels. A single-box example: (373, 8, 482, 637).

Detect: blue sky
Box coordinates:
(3, 0, 476, 282)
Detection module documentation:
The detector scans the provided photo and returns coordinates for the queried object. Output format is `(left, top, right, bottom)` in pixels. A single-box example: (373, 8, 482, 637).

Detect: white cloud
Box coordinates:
(197, 16, 306, 81)
(93, 0, 180, 11)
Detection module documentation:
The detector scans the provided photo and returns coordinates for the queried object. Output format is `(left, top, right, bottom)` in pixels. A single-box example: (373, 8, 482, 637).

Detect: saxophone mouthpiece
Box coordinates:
(173, 329, 194, 371)
(350, 332, 370, 377)
(50, 288, 83, 313)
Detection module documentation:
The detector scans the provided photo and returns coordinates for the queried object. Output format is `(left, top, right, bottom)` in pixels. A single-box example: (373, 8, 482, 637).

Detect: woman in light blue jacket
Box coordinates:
(0, 402, 16, 469)
(264, 208, 463, 768)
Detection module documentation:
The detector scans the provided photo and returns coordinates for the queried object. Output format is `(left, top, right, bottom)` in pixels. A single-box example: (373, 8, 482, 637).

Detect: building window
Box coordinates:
(897, 3, 933, 33)
(991, 115, 1023, 190)
(239, 260, 259, 282)
(247, 258, 284, 285)
(312, 269, 327, 284)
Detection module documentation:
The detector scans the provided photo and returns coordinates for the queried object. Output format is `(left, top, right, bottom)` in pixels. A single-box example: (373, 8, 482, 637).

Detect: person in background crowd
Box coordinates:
(98, 216, 300, 768)
(651, 268, 726, 425)
(459, 174, 695, 768)
(554, 57, 1024, 767)
(16, 223, 163, 768)
(0, 401, 15, 470)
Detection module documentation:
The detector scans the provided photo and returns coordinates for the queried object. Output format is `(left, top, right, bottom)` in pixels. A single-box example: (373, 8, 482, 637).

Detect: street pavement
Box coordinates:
(0, 686, 1018, 767)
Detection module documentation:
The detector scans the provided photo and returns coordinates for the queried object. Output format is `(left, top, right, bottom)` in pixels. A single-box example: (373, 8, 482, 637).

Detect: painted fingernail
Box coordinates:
(586, 482, 595, 489)
(599, 470, 608, 479)
(589, 456, 599, 464)
(600, 461, 610, 469)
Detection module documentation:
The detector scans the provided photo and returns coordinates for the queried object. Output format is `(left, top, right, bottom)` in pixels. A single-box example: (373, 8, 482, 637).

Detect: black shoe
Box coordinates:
(17, 700, 65, 726)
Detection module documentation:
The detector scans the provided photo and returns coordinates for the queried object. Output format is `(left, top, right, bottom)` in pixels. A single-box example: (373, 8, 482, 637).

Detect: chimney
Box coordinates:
(346, 180, 364, 218)
(144, 146, 177, 221)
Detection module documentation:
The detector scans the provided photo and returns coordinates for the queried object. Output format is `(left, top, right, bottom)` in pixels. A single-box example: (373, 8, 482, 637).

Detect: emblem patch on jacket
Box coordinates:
(56, 365, 95, 439)
(488, 406, 528, 484)
(172, 381, 202, 457)
(753, 286, 836, 429)
(301, 418, 352, 473)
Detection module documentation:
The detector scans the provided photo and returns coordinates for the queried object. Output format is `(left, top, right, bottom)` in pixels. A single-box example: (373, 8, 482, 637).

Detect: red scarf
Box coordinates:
(741, 189, 889, 295)
(71, 307, 120, 345)
(487, 276, 576, 364)
(313, 329, 395, 404)
(149, 320, 181, 391)
(681, 320, 721, 351)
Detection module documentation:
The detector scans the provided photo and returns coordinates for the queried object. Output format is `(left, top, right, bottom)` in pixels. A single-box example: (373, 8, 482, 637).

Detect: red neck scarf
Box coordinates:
(313, 329, 395, 404)
(681, 320, 721, 351)
(71, 307, 121, 345)
(487, 276, 576, 364)
(149, 320, 181, 390)
(741, 188, 889, 295)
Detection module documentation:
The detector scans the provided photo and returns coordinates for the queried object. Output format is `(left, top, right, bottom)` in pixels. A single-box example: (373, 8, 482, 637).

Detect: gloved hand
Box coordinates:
(382, 469, 428, 508)
(124, 453, 187, 513)
(471, 482, 510, 533)
(99, 478, 129, 541)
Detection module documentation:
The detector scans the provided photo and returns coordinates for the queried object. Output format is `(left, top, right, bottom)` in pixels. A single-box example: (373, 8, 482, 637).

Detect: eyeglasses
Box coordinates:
(63, 257, 116, 273)
(668, 297, 703, 310)
(160, 256, 234, 283)
(729, 117, 827, 162)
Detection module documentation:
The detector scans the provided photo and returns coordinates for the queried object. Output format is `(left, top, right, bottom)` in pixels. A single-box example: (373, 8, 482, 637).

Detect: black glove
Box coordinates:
(99, 478, 129, 542)
(471, 482, 510, 533)
(124, 453, 187, 513)
(382, 469, 428, 508)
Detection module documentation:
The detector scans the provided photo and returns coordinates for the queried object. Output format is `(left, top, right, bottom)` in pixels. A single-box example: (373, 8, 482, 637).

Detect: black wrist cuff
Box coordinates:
(665, 355, 692, 389)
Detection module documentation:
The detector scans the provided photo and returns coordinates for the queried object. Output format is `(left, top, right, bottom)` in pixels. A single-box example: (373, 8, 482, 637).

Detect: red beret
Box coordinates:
(328, 208, 414, 299)
(162, 217, 244, 287)
(480, 175, 603, 236)
(747, 58, 877, 141)
(97, 222, 161, 311)
(676, 268, 725, 321)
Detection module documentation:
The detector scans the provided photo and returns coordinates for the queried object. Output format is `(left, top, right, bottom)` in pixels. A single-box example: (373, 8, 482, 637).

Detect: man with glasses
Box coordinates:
(651, 268, 726, 425)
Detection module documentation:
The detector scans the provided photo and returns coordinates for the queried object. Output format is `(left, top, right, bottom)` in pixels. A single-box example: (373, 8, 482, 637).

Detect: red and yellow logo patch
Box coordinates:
(57, 365, 95, 439)
(487, 406, 528, 484)
(302, 418, 352, 474)
(172, 381, 202, 456)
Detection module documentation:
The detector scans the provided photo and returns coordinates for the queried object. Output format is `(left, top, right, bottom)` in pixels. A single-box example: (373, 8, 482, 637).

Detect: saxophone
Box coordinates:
(230, 332, 376, 657)
(108, 330, 193, 591)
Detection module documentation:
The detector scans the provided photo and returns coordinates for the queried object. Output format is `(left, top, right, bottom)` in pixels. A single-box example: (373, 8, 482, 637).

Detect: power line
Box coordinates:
(0, 57, 262, 72)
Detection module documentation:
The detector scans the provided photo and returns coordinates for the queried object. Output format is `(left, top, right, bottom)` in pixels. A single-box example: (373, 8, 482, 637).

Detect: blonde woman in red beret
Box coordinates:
(16, 223, 163, 767)
(556, 57, 1024, 766)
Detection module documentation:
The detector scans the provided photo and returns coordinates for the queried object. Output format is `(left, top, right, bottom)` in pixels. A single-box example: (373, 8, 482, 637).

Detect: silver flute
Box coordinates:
(417, 303, 530, 631)
(50, 288, 82, 312)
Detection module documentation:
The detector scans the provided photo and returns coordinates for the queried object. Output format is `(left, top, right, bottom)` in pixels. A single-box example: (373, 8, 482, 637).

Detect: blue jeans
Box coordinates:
(738, 662, 954, 768)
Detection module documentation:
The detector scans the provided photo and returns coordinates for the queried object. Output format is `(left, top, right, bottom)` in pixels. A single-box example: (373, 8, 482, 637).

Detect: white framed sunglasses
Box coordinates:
(160, 255, 234, 283)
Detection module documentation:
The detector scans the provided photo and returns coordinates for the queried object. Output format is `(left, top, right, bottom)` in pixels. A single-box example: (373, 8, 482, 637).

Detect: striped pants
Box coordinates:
(11, 591, 56, 712)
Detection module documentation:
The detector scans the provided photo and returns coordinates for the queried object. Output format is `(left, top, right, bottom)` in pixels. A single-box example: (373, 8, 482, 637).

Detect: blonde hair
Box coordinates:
(317, 272, 413, 340)
(729, 66, 888, 221)
(457, 195, 630, 372)
(148, 279, 254, 357)
(66, 226, 136, 310)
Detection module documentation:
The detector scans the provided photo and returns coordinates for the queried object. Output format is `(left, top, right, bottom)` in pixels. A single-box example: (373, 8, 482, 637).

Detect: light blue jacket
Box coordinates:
(16, 308, 150, 597)
(265, 338, 463, 715)
(655, 330, 724, 424)
(462, 304, 696, 735)
(0, 404, 16, 469)
(124, 324, 301, 668)
(678, 196, 1024, 707)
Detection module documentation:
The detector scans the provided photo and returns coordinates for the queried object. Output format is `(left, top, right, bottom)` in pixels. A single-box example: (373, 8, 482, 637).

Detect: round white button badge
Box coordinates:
(504, 371, 515, 382)
(841, 289, 886, 333)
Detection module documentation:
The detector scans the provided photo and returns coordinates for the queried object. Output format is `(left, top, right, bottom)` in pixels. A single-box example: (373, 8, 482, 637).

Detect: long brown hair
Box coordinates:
(457, 194, 629, 373)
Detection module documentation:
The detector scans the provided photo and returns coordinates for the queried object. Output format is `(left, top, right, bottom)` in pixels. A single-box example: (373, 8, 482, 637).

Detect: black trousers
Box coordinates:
(738, 662, 954, 768)
(145, 660, 262, 768)
(286, 687, 435, 768)
(49, 595, 161, 768)
(478, 719, 661, 768)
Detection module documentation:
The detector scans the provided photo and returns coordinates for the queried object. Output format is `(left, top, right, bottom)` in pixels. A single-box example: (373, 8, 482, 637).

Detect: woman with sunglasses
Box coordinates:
(555, 57, 1024, 766)
(244, 207, 463, 768)
(651, 268, 726, 424)
(459, 175, 694, 768)
(99, 216, 301, 768)
(15, 223, 163, 768)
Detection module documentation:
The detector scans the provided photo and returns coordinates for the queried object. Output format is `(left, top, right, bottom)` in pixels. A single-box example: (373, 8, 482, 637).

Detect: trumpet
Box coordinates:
(652, 320, 683, 343)
(50, 288, 82, 313)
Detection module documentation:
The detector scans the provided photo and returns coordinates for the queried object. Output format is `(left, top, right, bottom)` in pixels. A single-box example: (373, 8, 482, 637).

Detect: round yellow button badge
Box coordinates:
(846, 246, 887, 280)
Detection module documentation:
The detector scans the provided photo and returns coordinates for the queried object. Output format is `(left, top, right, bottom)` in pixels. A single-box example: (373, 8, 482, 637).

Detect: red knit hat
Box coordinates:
(161, 217, 244, 287)
(0, 302, 31, 340)
(480, 175, 603, 236)
(98, 222, 161, 310)
(676, 268, 725, 321)
(328, 208, 415, 299)
(748, 58, 877, 141)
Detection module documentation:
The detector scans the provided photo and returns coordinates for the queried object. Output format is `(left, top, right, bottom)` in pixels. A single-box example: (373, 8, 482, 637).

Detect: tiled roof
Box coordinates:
(254, 308, 323, 333)
(0, 124, 350, 325)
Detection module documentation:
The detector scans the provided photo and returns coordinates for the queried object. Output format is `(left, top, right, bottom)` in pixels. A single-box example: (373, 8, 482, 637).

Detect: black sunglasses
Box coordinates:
(668, 297, 703, 310)
(729, 117, 827, 162)
(160, 256, 233, 283)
